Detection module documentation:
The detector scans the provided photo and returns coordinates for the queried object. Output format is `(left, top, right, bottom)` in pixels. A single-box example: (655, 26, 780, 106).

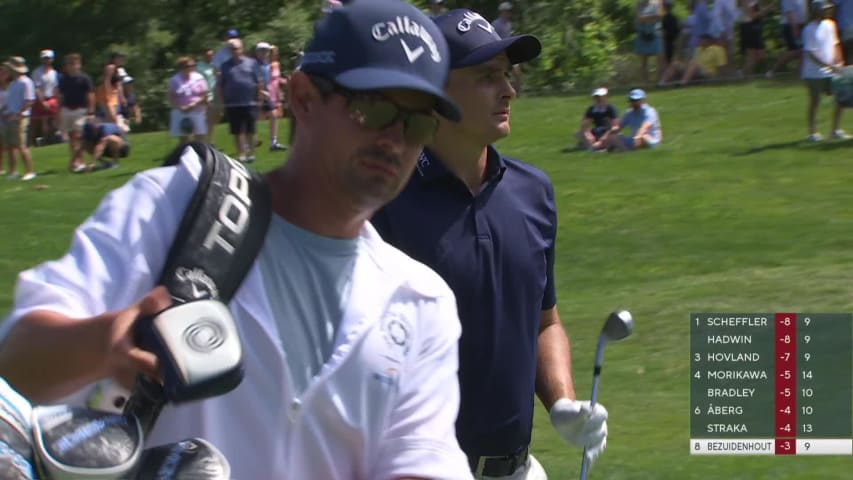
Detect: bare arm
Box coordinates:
(535, 306, 576, 410)
(0, 288, 166, 404)
(87, 91, 96, 114)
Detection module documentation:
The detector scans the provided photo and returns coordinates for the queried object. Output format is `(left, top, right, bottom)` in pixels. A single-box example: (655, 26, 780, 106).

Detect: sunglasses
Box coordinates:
(310, 75, 439, 145)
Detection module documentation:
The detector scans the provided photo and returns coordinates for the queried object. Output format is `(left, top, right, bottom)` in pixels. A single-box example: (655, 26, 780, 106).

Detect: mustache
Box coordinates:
(354, 146, 402, 168)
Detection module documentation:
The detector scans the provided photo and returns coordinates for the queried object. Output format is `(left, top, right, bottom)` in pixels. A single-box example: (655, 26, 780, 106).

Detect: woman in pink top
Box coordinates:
(267, 45, 287, 151)
(168, 56, 208, 143)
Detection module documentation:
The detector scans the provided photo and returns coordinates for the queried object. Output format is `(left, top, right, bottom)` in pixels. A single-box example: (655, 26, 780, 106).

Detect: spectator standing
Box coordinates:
(209, 31, 239, 140)
(96, 52, 125, 127)
(602, 89, 663, 151)
(768, 0, 808, 76)
(802, 0, 848, 140)
(30, 49, 60, 146)
(712, 0, 740, 70)
(267, 45, 287, 151)
(2, 57, 36, 181)
(835, 0, 853, 63)
(688, 0, 715, 58)
(0, 67, 9, 175)
(219, 38, 262, 163)
(58, 53, 95, 173)
(254, 41, 272, 148)
(492, 2, 515, 39)
(662, 0, 681, 72)
(211, 29, 239, 71)
(492, 2, 525, 95)
(741, 0, 773, 76)
(575, 87, 619, 151)
(168, 57, 208, 144)
(427, 0, 448, 16)
(196, 49, 218, 143)
(635, 0, 666, 83)
(118, 76, 141, 127)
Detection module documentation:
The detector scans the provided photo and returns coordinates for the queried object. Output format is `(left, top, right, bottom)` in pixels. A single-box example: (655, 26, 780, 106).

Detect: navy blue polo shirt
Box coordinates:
(372, 145, 557, 457)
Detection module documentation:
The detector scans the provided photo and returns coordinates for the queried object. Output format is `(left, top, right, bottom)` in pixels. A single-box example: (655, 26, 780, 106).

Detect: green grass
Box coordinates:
(2, 80, 853, 478)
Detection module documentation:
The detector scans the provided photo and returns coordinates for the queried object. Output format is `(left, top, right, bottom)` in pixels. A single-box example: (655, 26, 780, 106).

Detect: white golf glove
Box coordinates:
(549, 398, 608, 464)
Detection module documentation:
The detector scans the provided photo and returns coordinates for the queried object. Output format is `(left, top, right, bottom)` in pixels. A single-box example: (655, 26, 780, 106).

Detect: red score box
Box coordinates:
(775, 313, 797, 442)
(775, 438, 796, 455)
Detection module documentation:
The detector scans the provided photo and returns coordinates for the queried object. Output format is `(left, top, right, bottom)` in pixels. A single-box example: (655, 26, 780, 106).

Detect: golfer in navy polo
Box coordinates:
(373, 9, 608, 479)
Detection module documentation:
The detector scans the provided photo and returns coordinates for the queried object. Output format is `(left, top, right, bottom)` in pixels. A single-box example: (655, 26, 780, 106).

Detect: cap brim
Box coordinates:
(333, 68, 461, 122)
(453, 34, 541, 68)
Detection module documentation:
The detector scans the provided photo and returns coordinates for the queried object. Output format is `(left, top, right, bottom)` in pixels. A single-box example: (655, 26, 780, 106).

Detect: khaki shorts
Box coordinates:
(2, 117, 30, 147)
(61, 107, 88, 133)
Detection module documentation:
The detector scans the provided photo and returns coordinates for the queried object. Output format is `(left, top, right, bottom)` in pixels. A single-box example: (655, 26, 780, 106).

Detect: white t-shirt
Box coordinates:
(802, 19, 840, 79)
(31, 66, 59, 99)
(2, 148, 473, 480)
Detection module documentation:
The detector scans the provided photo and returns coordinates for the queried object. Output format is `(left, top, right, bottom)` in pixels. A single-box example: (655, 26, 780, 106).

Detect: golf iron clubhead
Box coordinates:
(580, 310, 634, 480)
(133, 438, 231, 479)
(0, 379, 36, 480)
(31, 405, 143, 480)
(602, 310, 634, 342)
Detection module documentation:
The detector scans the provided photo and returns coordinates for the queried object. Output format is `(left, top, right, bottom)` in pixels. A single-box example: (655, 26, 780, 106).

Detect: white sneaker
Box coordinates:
(830, 130, 851, 140)
(21, 172, 36, 181)
(6, 173, 19, 180)
(807, 133, 823, 142)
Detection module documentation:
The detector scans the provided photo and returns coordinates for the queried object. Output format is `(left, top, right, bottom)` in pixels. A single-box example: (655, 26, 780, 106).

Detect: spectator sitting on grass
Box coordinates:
(78, 120, 130, 171)
(602, 89, 662, 152)
(658, 33, 727, 86)
(574, 87, 619, 151)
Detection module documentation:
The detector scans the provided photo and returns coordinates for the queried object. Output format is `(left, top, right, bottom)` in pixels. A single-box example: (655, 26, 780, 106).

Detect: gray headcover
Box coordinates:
(31, 405, 143, 479)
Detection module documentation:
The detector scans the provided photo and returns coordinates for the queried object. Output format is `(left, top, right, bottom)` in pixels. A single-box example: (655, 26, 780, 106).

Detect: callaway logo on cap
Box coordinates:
(433, 8, 542, 69)
(371, 16, 442, 63)
(299, 0, 460, 121)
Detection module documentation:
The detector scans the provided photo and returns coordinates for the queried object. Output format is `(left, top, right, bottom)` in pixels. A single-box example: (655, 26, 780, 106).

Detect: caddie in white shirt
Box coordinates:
(0, 1, 474, 478)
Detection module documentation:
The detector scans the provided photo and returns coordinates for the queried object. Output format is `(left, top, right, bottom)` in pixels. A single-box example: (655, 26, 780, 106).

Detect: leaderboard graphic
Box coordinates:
(690, 313, 853, 455)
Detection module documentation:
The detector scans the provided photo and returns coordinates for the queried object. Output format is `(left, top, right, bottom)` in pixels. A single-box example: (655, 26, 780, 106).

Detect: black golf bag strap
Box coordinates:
(159, 142, 272, 304)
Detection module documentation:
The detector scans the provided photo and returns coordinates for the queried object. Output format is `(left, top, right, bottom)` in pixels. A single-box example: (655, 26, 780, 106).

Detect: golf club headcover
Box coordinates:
(549, 398, 608, 463)
(0, 379, 36, 480)
(122, 143, 270, 435)
(31, 405, 143, 479)
(133, 300, 243, 404)
(133, 438, 230, 479)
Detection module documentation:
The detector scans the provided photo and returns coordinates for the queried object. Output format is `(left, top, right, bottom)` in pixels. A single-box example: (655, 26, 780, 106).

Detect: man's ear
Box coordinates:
(287, 71, 323, 124)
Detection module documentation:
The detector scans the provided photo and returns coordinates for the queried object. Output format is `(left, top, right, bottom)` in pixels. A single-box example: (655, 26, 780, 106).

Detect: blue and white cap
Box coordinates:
(299, 0, 460, 121)
(432, 9, 541, 69)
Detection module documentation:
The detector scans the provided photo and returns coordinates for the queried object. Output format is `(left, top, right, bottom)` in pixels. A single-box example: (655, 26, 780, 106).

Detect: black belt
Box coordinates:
(468, 447, 529, 477)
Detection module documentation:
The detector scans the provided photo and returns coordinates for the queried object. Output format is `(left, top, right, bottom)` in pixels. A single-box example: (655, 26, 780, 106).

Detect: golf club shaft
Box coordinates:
(580, 335, 607, 480)
(123, 375, 167, 436)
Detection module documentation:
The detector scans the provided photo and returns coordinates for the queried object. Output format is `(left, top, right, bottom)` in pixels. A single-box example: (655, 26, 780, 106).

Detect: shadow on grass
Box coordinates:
(734, 138, 853, 156)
